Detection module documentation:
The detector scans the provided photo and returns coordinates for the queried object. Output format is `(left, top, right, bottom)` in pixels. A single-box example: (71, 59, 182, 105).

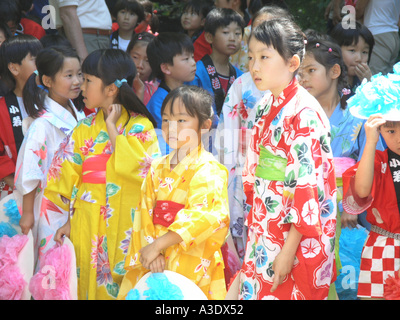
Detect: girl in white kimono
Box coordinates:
(14, 46, 86, 270)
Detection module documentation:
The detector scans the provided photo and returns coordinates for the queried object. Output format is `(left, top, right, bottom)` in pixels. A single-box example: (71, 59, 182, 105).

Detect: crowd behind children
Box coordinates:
(0, 0, 400, 301)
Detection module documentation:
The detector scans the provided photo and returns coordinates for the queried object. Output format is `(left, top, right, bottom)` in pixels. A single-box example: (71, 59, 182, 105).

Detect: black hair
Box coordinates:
(146, 32, 194, 81)
(138, 0, 159, 34)
(112, 0, 145, 24)
(126, 31, 155, 54)
(81, 48, 157, 128)
(249, 18, 306, 70)
(183, 0, 214, 19)
(161, 85, 214, 128)
(304, 39, 350, 109)
(18, 0, 33, 13)
(0, 34, 42, 92)
(40, 34, 72, 48)
(330, 21, 375, 63)
(0, 0, 22, 24)
(251, 4, 292, 27)
(204, 8, 245, 36)
(23, 46, 80, 118)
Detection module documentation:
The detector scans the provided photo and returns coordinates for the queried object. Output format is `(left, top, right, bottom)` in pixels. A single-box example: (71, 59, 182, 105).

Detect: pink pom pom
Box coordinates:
(0, 235, 29, 300)
(334, 157, 357, 178)
(29, 243, 73, 300)
(384, 273, 400, 300)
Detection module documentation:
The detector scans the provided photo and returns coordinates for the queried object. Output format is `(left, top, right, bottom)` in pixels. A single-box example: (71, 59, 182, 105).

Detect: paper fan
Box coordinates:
(0, 194, 22, 237)
(127, 270, 208, 300)
(348, 62, 400, 120)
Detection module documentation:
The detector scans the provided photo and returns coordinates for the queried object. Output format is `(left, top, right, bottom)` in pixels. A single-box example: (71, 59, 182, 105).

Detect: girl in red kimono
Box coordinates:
(234, 19, 337, 300)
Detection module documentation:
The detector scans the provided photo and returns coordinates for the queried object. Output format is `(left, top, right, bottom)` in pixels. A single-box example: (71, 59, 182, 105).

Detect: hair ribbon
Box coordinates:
(114, 79, 127, 88)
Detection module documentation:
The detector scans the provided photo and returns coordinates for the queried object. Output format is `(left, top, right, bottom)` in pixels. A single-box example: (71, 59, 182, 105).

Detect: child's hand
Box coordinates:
(364, 114, 386, 146)
(149, 254, 166, 273)
(54, 219, 71, 245)
(105, 104, 122, 126)
(270, 250, 295, 293)
(341, 211, 358, 229)
(139, 241, 162, 270)
(133, 73, 145, 102)
(19, 211, 34, 235)
(355, 62, 372, 82)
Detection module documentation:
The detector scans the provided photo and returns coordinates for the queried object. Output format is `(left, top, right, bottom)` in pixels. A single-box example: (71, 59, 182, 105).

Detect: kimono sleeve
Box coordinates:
(124, 161, 159, 271)
(111, 117, 160, 184)
(215, 78, 242, 171)
(43, 131, 83, 211)
(14, 120, 47, 195)
(342, 159, 378, 215)
(168, 161, 230, 251)
(282, 108, 337, 237)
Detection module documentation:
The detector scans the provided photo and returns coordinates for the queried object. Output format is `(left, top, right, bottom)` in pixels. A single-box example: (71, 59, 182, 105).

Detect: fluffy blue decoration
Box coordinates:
(0, 221, 18, 238)
(335, 226, 368, 300)
(4, 199, 21, 225)
(143, 273, 184, 300)
(347, 61, 400, 120)
(126, 288, 141, 300)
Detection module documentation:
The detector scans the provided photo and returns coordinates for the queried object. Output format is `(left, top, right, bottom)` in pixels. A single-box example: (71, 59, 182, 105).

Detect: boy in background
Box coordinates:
(146, 32, 196, 154)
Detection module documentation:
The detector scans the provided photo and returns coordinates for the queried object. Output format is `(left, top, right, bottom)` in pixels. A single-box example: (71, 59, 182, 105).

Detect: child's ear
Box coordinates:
(200, 17, 206, 28)
(106, 82, 120, 97)
(7, 62, 19, 77)
(329, 63, 341, 80)
(201, 118, 212, 131)
(41, 74, 53, 88)
(160, 63, 172, 76)
(288, 54, 301, 73)
(204, 32, 214, 45)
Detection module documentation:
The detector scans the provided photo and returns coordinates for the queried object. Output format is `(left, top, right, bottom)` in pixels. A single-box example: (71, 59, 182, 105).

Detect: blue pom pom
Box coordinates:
(348, 61, 400, 120)
(0, 221, 18, 238)
(4, 199, 21, 225)
(126, 289, 141, 300)
(143, 273, 184, 300)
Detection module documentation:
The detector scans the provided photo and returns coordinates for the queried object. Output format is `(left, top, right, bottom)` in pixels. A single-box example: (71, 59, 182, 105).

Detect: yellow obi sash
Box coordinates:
(255, 145, 287, 181)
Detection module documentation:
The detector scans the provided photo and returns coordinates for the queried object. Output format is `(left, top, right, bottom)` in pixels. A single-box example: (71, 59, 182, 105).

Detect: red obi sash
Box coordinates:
(82, 154, 111, 184)
(153, 200, 185, 227)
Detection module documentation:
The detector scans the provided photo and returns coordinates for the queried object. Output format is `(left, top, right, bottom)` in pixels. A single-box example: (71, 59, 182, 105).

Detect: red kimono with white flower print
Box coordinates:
(239, 79, 337, 300)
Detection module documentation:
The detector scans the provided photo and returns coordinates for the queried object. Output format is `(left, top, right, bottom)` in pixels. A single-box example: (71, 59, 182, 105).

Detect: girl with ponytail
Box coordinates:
(46, 48, 160, 300)
(14, 45, 86, 269)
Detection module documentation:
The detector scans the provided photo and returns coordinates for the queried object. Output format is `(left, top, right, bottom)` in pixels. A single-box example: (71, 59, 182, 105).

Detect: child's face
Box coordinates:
(129, 43, 152, 82)
(163, 51, 196, 83)
(206, 22, 242, 57)
(298, 53, 338, 100)
(341, 37, 370, 77)
(380, 124, 400, 155)
(181, 9, 205, 33)
(45, 57, 83, 107)
(248, 37, 294, 95)
(15, 53, 37, 84)
(214, 0, 233, 9)
(162, 98, 202, 151)
(81, 73, 108, 110)
(117, 9, 139, 32)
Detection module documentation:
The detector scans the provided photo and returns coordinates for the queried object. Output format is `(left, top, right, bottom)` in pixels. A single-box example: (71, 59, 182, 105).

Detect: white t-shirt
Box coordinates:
(118, 36, 130, 52)
(364, 0, 400, 35)
(56, 0, 112, 30)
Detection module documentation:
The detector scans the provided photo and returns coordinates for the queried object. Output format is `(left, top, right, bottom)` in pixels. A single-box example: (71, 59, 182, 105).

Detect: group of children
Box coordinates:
(0, 0, 400, 301)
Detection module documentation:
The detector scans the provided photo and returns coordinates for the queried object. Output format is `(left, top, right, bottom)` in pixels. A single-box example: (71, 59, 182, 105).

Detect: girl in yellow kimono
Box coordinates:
(44, 49, 160, 300)
(118, 86, 230, 300)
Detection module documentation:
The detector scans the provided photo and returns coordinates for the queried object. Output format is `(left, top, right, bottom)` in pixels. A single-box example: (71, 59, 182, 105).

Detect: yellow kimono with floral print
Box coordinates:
(118, 146, 230, 300)
(43, 108, 160, 300)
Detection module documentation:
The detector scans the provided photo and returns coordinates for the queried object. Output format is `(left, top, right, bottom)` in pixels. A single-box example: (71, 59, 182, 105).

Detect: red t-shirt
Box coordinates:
(20, 17, 46, 40)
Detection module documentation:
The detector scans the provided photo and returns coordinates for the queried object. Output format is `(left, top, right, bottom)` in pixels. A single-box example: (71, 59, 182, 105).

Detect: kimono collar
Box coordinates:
(41, 96, 85, 136)
(166, 144, 204, 170)
(271, 77, 299, 107)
